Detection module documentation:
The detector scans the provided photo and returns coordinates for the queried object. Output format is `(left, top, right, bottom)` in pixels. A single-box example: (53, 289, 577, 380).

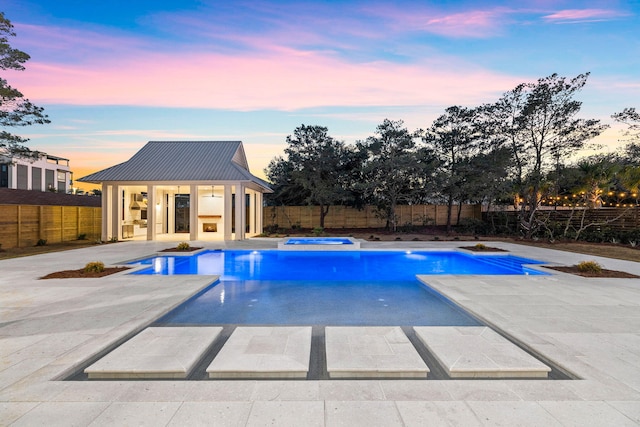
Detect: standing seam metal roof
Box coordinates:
(78, 141, 271, 190)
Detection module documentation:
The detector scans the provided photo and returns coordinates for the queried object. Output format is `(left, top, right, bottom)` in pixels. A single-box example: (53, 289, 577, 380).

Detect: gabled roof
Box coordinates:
(78, 141, 271, 191)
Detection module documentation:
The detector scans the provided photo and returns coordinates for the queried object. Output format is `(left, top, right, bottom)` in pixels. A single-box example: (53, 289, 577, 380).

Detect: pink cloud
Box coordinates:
(13, 23, 145, 59)
(421, 10, 507, 38)
(362, 5, 510, 39)
(543, 9, 624, 23)
(7, 48, 521, 112)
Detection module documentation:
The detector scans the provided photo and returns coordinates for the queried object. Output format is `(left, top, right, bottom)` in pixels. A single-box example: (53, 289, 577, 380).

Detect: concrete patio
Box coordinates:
(1, 239, 639, 426)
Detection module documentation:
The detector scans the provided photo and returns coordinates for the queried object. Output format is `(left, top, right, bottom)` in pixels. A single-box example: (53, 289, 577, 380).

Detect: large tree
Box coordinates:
(1, 12, 49, 159)
(493, 73, 607, 237)
(264, 155, 309, 207)
(422, 106, 481, 233)
(612, 107, 640, 166)
(267, 124, 356, 228)
(612, 107, 640, 142)
(357, 119, 421, 231)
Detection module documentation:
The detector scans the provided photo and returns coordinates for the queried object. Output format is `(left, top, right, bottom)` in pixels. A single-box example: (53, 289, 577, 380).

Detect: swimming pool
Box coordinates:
(129, 250, 545, 326)
(129, 250, 546, 279)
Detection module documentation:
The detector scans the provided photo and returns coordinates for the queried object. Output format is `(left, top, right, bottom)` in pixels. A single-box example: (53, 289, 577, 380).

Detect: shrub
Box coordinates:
(474, 243, 487, 250)
(77, 233, 87, 240)
(108, 236, 118, 243)
(176, 242, 190, 251)
(576, 260, 602, 274)
(264, 224, 279, 235)
(36, 239, 47, 246)
(457, 218, 490, 235)
(312, 227, 324, 236)
(84, 261, 105, 273)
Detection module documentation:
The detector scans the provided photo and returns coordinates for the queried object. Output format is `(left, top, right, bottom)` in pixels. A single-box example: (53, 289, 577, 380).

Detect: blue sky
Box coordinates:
(3, 0, 639, 189)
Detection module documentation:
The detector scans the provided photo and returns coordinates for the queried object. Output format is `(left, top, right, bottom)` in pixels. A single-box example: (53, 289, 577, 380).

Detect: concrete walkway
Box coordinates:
(1, 239, 639, 426)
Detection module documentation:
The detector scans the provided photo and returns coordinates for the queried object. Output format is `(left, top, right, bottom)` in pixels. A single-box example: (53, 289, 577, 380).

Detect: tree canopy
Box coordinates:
(265, 125, 358, 228)
(0, 12, 50, 159)
(264, 74, 634, 237)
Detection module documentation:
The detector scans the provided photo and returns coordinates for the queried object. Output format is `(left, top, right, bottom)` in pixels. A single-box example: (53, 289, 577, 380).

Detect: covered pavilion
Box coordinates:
(79, 141, 271, 242)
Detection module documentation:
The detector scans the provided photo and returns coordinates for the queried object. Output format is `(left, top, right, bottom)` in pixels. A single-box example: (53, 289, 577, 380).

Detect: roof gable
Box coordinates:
(79, 141, 270, 191)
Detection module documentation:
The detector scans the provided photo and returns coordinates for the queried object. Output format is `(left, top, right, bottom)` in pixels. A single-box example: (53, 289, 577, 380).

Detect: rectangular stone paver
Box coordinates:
(84, 327, 222, 379)
(207, 327, 312, 378)
(325, 327, 429, 378)
(414, 326, 550, 378)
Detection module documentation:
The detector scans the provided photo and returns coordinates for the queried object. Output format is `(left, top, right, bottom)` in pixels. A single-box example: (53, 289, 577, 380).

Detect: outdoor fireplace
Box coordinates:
(203, 223, 217, 232)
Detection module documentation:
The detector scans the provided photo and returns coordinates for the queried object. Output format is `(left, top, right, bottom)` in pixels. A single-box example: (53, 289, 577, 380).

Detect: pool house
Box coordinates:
(79, 141, 271, 242)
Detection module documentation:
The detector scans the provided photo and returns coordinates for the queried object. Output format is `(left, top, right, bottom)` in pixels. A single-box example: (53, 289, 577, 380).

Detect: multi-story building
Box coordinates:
(0, 154, 73, 193)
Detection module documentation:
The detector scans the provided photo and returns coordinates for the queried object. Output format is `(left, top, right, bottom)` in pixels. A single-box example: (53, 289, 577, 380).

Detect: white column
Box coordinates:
(189, 184, 198, 241)
(223, 184, 232, 240)
(234, 183, 245, 240)
(27, 165, 32, 190)
(146, 185, 156, 241)
(101, 183, 109, 241)
(248, 190, 255, 234)
(9, 164, 16, 188)
(256, 191, 263, 234)
(111, 184, 121, 241)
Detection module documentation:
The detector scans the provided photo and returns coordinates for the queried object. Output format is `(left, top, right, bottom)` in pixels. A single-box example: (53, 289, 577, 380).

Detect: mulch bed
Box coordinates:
(41, 267, 130, 279)
(545, 266, 639, 278)
(459, 246, 508, 252)
(159, 247, 203, 252)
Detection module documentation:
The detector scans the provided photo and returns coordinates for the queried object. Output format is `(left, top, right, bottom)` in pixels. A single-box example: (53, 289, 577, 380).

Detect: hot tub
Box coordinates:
(278, 237, 361, 250)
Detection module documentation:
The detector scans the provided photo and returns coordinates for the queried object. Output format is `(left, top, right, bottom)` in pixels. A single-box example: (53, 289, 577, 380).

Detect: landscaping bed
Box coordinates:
(545, 266, 639, 279)
(41, 267, 130, 279)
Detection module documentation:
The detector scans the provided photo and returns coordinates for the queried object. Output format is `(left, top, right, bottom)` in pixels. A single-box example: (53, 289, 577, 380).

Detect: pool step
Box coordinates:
(325, 327, 430, 378)
(83, 326, 551, 380)
(472, 256, 541, 274)
(84, 327, 222, 379)
(414, 326, 551, 378)
(207, 327, 312, 378)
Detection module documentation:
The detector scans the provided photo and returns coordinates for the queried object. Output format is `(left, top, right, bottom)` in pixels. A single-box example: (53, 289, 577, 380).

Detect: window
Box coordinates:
(0, 164, 8, 188)
(17, 165, 28, 190)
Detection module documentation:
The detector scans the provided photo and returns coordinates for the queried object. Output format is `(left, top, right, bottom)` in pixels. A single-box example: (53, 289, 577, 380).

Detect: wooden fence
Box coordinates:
(484, 207, 640, 233)
(264, 204, 482, 229)
(0, 205, 102, 249)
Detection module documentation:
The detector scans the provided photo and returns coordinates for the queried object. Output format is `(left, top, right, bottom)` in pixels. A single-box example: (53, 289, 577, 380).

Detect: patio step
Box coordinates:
(207, 326, 312, 378)
(414, 326, 550, 378)
(325, 326, 430, 378)
(84, 327, 222, 379)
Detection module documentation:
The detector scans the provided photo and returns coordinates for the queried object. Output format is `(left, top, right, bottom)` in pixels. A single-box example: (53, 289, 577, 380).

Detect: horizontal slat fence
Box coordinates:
(264, 204, 482, 229)
(0, 205, 101, 249)
(486, 207, 639, 232)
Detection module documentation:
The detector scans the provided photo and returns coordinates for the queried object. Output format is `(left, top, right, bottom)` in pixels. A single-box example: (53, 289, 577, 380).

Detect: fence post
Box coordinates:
(60, 206, 64, 242)
(39, 205, 44, 241)
(17, 205, 21, 248)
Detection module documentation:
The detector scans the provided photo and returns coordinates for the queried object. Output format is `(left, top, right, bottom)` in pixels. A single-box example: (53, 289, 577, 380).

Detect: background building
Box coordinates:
(0, 154, 72, 193)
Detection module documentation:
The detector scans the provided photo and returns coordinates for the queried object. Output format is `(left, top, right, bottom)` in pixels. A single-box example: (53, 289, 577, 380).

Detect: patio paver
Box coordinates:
(414, 326, 551, 378)
(325, 326, 429, 378)
(84, 327, 222, 379)
(207, 326, 312, 378)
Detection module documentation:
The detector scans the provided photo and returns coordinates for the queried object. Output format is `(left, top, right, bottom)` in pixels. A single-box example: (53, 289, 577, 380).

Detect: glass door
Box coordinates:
(174, 194, 190, 233)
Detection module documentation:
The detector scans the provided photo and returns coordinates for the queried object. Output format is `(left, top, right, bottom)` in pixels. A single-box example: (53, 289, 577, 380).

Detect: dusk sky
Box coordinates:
(3, 0, 639, 190)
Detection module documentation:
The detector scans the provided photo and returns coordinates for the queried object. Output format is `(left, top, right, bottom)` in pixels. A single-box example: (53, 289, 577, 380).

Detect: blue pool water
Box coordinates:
(130, 251, 546, 326)
(130, 250, 546, 279)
